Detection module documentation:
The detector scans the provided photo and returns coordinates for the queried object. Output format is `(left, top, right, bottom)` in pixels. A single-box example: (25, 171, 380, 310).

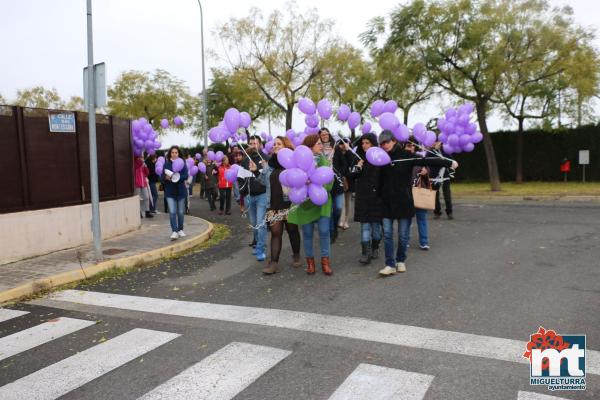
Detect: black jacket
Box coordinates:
(348, 133, 382, 222)
(331, 147, 348, 196)
(380, 144, 452, 219)
(240, 150, 268, 196)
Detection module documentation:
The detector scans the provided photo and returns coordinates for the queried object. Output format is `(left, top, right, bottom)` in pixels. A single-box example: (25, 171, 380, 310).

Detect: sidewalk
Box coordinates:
(0, 213, 213, 304)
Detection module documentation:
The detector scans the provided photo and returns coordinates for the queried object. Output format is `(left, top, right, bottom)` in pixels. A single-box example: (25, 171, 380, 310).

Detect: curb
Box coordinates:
(0, 219, 215, 305)
(455, 195, 600, 203)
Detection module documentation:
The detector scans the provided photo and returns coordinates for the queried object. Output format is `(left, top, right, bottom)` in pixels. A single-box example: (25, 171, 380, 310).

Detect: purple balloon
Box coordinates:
(438, 133, 448, 143)
(278, 169, 290, 187)
(447, 134, 460, 147)
(465, 122, 477, 135)
(174, 116, 183, 126)
(215, 151, 224, 161)
(366, 147, 391, 166)
(190, 166, 199, 176)
(337, 104, 351, 121)
(132, 119, 141, 132)
(459, 134, 471, 147)
(224, 168, 237, 183)
(310, 166, 334, 185)
(277, 148, 296, 169)
(305, 113, 319, 128)
(289, 185, 308, 204)
(308, 183, 328, 206)
(454, 125, 465, 136)
(293, 145, 315, 171)
(292, 136, 303, 147)
(172, 158, 185, 172)
(198, 162, 206, 174)
(224, 108, 240, 134)
(155, 165, 163, 175)
(207, 150, 215, 161)
(195, 153, 202, 160)
(160, 118, 169, 129)
(298, 97, 316, 114)
(370, 100, 385, 118)
(462, 142, 475, 152)
(286, 129, 296, 140)
(379, 112, 400, 131)
(457, 113, 470, 126)
(208, 127, 225, 143)
(348, 112, 361, 130)
(443, 143, 455, 154)
(471, 131, 484, 143)
(361, 122, 372, 134)
(383, 100, 398, 114)
(239, 111, 251, 128)
(317, 99, 333, 120)
(412, 122, 426, 137)
(459, 103, 474, 115)
(392, 123, 410, 142)
(264, 140, 274, 153)
(445, 108, 457, 120)
(286, 168, 309, 188)
(144, 139, 154, 149)
(423, 131, 437, 147)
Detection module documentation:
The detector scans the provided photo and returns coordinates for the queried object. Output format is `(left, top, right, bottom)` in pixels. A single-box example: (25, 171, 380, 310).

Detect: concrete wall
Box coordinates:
(0, 196, 141, 265)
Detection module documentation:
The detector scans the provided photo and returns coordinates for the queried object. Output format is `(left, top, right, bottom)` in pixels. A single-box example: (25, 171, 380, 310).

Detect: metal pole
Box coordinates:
(86, 0, 103, 261)
(198, 0, 208, 148)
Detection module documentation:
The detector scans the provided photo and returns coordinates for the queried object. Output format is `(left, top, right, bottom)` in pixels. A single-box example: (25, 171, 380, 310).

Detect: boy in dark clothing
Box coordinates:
(204, 160, 218, 211)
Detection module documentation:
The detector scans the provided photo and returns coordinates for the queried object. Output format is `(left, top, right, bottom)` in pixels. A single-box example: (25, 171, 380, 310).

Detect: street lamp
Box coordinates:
(198, 0, 208, 148)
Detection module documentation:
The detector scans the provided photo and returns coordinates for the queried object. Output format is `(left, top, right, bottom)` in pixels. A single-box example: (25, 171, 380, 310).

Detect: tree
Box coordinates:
(14, 86, 65, 109)
(0, 93, 6, 105)
(216, 2, 337, 129)
(361, 17, 436, 126)
(65, 96, 85, 111)
(107, 69, 200, 132)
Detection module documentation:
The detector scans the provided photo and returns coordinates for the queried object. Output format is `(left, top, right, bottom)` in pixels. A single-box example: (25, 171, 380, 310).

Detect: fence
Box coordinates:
(0, 105, 133, 214)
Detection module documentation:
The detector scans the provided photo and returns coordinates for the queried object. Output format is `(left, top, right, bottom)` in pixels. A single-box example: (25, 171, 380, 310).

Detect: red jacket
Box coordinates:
(218, 165, 232, 189)
(134, 159, 149, 188)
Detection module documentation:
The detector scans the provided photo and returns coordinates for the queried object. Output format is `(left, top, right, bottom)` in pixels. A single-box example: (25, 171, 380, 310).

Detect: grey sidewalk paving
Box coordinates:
(0, 213, 211, 302)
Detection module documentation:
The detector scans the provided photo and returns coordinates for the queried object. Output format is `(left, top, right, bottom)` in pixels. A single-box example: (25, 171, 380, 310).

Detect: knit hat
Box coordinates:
(378, 130, 394, 144)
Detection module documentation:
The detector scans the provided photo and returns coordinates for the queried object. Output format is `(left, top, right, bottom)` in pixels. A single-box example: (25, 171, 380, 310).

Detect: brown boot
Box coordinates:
(306, 257, 316, 274)
(321, 257, 332, 275)
(292, 253, 302, 268)
(262, 261, 280, 275)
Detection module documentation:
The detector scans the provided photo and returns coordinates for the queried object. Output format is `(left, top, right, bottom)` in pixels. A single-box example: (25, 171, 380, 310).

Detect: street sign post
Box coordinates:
(83, 62, 106, 109)
(48, 111, 76, 133)
(578, 150, 589, 183)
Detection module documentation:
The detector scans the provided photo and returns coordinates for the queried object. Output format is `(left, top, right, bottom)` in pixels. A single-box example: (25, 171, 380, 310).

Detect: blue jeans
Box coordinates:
(415, 208, 428, 246)
(383, 218, 412, 266)
(166, 197, 185, 232)
(361, 222, 382, 243)
(148, 181, 158, 212)
(247, 193, 268, 254)
(233, 181, 240, 203)
(302, 216, 331, 258)
(330, 193, 344, 234)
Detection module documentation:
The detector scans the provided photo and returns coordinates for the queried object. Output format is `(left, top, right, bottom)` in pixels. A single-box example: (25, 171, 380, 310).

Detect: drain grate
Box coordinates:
(103, 248, 127, 255)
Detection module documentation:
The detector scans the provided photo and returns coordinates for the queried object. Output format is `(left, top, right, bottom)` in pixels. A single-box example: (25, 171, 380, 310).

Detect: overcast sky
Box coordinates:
(1, 0, 598, 146)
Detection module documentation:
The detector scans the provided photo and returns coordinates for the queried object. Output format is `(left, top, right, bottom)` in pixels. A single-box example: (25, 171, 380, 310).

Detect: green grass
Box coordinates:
(453, 182, 600, 197)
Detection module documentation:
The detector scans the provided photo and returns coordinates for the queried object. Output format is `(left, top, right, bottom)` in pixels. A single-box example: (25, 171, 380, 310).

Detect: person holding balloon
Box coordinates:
(252, 136, 302, 274)
(375, 131, 458, 276)
(162, 145, 189, 240)
(204, 159, 218, 212)
(287, 135, 334, 275)
(217, 156, 233, 215)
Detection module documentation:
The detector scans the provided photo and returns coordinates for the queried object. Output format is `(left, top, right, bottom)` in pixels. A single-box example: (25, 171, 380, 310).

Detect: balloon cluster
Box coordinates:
(276, 145, 334, 206)
(436, 104, 482, 154)
(208, 108, 252, 143)
(131, 118, 162, 156)
(224, 164, 240, 183)
(335, 102, 361, 131)
(154, 155, 200, 178)
(370, 99, 411, 143)
(285, 129, 308, 148)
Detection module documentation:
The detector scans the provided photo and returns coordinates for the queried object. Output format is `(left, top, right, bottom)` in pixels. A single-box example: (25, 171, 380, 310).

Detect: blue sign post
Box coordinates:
(48, 111, 76, 133)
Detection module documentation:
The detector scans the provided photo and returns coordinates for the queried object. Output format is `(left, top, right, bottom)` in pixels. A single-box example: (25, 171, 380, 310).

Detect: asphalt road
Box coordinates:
(1, 195, 599, 400)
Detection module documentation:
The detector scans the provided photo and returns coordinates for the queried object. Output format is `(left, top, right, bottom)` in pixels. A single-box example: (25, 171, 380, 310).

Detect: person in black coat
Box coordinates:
(330, 140, 348, 243)
(377, 131, 458, 276)
(429, 141, 454, 219)
(348, 133, 383, 264)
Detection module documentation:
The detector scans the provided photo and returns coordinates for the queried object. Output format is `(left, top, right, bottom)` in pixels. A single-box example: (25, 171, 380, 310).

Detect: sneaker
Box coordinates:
(419, 245, 430, 251)
(170, 232, 179, 240)
(395, 262, 407, 273)
(256, 252, 266, 261)
(251, 247, 259, 255)
(447, 214, 454, 220)
(178, 230, 186, 238)
(378, 266, 397, 276)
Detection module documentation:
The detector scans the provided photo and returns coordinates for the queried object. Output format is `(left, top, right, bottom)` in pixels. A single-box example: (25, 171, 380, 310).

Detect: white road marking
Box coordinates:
(138, 342, 291, 400)
(45, 290, 600, 375)
(0, 328, 180, 400)
(328, 363, 434, 400)
(0, 309, 28, 323)
(0, 317, 95, 361)
(517, 391, 570, 400)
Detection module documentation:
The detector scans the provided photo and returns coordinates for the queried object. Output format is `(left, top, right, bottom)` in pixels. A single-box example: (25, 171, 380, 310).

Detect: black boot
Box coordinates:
(371, 239, 380, 260)
(359, 242, 372, 264)
(145, 211, 154, 218)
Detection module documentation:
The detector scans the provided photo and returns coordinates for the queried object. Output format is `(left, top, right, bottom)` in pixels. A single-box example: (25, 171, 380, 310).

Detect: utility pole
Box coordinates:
(86, 0, 103, 261)
(198, 0, 208, 148)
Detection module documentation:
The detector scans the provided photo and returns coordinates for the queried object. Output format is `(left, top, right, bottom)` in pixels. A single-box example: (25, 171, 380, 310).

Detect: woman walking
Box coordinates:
(253, 136, 302, 274)
(134, 156, 153, 219)
(218, 156, 233, 215)
(288, 135, 333, 275)
(204, 159, 218, 211)
(348, 133, 382, 264)
(162, 146, 188, 240)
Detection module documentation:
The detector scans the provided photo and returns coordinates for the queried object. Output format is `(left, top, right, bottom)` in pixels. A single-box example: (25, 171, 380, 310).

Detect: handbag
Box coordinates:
(412, 177, 435, 210)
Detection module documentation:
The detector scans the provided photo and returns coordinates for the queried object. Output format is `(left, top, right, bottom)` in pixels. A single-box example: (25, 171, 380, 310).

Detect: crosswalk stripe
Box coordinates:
(138, 342, 291, 400)
(0, 309, 29, 323)
(45, 290, 600, 376)
(517, 391, 570, 400)
(0, 328, 180, 400)
(0, 317, 95, 361)
(328, 363, 434, 400)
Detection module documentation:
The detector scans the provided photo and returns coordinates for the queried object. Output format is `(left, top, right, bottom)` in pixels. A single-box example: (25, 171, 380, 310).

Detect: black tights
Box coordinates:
(270, 221, 301, 262)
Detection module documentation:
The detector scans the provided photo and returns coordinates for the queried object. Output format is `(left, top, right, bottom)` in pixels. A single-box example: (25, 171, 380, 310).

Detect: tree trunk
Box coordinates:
(285, 106, 293, 130)
(403, 107, 410, 125)
(475, 101, 502, 191)
(350, 128, 356, 141)
(515, 117, 524, 184)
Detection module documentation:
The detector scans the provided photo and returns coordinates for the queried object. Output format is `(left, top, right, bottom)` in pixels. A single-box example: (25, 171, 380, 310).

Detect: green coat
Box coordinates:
(287, 155, 333, 225)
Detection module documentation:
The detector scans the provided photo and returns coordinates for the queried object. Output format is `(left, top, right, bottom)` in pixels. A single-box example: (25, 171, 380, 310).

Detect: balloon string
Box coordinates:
(247, 205, 299, 230)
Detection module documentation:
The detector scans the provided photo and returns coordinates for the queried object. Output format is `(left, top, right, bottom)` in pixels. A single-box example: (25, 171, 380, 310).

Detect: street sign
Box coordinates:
(578, 150, 589, 165)
(83, 62, 106, 108)
(48, 111, 76, 133)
